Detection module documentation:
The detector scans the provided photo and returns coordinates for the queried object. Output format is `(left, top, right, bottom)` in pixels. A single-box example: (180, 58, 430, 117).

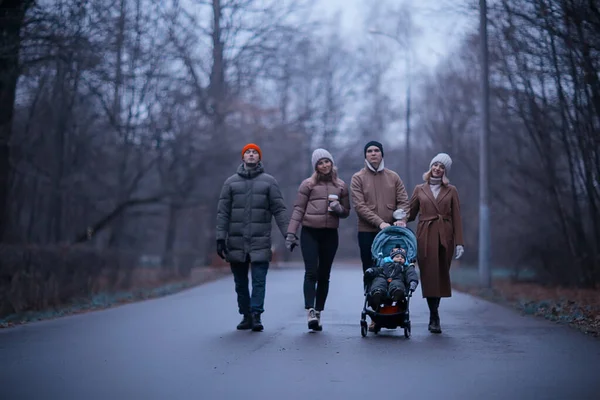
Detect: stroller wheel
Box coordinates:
(404, 322, 411, 339)
(360, 320, 368, 337)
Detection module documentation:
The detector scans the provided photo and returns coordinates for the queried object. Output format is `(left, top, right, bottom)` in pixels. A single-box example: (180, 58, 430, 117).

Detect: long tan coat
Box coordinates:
(408, 183, 464, 298)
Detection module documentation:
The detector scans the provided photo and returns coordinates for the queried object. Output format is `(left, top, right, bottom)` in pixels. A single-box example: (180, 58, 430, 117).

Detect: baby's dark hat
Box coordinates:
(390, 248, 406, 259)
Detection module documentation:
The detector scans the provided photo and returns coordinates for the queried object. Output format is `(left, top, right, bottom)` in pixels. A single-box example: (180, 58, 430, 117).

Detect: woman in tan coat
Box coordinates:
(407, 153, 464, 334)
(285, 148, 351, 331)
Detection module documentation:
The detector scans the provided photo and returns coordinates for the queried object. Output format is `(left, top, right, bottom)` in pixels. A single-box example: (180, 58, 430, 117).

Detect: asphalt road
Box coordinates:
(1, 266, 599, 400)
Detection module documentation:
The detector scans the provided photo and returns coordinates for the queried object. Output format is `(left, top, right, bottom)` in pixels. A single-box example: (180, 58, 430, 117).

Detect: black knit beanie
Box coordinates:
(364, 141, 384, 158)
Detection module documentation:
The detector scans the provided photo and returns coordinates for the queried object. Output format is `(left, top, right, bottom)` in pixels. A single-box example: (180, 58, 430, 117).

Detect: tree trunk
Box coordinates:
(107, 0, 128, 248)
(210, 0, 225, 122)
(199, 0, 227, 257)
(26, 178, 39, 242)
(162, 202, 179, 275)
(0, 0, 31, 242)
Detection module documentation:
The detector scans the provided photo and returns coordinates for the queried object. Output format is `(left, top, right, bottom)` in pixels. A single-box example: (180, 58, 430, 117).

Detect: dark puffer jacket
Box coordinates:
(216, 162, 288, 263)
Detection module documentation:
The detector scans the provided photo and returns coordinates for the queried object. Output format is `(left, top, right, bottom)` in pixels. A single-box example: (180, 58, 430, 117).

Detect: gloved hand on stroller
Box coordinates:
(406, 280, 418, 300)
(364, 267, 377, 281)
(409, 280, 418, 293)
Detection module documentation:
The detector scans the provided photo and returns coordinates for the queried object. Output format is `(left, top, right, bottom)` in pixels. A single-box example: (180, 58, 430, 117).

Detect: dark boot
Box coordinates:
(370, 290, 383, 310)
(427, 297, 442, 334)
(251, 312, 263, 332)
(428, 314, 442, 334)
(390, 289, 404, 303)
(236, 314, 252, 330)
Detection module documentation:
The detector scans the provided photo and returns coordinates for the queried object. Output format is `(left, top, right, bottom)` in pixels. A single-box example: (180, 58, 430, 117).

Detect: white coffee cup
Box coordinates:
(328, 194, 339, 211)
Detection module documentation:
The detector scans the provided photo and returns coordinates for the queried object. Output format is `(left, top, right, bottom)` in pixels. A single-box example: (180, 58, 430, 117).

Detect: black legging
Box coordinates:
(426, 243, 446, 316)
(427, 297, 441, 316)
(300, 226, 339, 311)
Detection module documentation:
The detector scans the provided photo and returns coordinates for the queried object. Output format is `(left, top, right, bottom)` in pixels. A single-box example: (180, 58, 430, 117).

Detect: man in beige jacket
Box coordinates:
(351, 140, 410, 280)
(351, 141, 410, 331)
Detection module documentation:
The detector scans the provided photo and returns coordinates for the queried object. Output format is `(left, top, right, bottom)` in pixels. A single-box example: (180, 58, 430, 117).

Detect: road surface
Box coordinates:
(1, 266, 599, 399)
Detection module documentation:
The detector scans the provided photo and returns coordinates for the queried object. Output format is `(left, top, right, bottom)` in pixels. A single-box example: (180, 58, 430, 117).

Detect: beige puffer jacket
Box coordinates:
(287, 177, 350, 235)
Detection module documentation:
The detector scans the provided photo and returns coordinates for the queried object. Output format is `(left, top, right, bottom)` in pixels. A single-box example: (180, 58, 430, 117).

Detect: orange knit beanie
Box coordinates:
(241, 143, 262, 159)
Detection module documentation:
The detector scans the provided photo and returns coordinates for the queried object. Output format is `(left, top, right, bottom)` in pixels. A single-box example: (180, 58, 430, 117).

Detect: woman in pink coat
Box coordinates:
(285, 149, 351, 331)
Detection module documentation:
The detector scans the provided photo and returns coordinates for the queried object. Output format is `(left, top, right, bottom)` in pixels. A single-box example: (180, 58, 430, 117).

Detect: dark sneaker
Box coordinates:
(236, 314, 252, 330)
(251, 313, 264, 332)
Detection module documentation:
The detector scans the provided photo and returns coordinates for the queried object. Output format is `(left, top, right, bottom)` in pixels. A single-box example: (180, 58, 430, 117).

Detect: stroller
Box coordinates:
(360, 226, 418, 338)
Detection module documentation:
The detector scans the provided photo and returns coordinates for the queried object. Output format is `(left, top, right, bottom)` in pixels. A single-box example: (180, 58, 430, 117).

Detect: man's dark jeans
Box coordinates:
(358, 231, 378, 285)
(230, 259, 269, 314)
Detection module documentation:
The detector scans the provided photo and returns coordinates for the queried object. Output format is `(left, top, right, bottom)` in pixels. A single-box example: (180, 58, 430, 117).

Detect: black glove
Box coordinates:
(364, 268, 376, 280)
(409, 281, 418, 292)
(216, 239, 228, 260)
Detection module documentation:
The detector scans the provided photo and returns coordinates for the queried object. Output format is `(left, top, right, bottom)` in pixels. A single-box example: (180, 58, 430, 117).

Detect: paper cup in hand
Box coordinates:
(393, 209, 407, 220)
(328, 194, 339, 211)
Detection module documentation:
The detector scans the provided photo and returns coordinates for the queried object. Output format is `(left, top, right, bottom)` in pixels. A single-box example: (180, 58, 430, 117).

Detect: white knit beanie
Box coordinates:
(429, 153, 452, 173)
(311, 148, 334, 170)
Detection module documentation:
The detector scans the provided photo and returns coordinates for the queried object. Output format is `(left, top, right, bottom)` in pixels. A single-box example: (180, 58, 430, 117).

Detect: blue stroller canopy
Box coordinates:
(371, 226, 417, 262)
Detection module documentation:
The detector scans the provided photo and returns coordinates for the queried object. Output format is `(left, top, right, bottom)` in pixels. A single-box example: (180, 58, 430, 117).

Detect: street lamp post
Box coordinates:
(479, 0, 491, 288)
(368, 29, 411, 191)
(404, 52, 411, 193)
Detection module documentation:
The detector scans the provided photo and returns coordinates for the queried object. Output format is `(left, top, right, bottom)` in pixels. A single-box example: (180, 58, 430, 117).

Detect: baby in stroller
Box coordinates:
(360, 226, 418, 337)
(365, 247, 419, 310)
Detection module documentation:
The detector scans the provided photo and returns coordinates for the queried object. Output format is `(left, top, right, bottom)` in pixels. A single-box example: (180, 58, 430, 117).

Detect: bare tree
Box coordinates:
(410, 0, 599, 286)
(0, 0, 33, 241)
(161, 0, 315, 258)
(486, 0, 600, 286)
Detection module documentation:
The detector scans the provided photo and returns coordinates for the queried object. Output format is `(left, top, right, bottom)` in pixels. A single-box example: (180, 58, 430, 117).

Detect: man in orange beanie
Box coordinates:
(240, 143, 262, 163)
(216, 143, 288, 331)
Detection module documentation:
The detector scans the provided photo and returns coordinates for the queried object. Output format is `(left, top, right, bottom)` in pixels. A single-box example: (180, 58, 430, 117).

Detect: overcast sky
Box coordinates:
(313, 0, 475, 72)
(305, 0, 477, 145)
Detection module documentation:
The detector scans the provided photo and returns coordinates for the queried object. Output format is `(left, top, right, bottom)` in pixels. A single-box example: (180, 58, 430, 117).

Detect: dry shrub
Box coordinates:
(0, 245, 143, 317)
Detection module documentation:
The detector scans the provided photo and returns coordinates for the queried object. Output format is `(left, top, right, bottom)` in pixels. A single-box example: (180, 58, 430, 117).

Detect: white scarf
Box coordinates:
(365, 159, 385, 173)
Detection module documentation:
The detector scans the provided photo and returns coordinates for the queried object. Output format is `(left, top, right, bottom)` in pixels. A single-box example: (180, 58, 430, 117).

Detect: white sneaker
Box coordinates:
(315, 311, 323, 331)
(307, 308, 319, 330)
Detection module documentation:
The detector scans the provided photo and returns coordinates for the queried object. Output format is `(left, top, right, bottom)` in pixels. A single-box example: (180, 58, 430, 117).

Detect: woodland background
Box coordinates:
(0, 0, 598, 318)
